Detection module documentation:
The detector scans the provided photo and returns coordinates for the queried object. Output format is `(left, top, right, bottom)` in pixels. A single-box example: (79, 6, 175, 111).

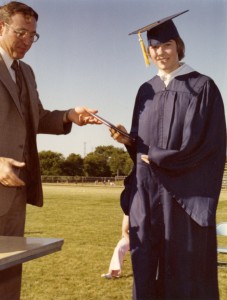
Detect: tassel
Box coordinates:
(138, 32, 150, 67)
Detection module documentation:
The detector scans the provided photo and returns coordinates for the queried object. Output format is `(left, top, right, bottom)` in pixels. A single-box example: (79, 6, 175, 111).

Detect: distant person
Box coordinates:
(110, 10, 226, 300)
(0, 1, 100, 299)
(101, 214, 129, 279)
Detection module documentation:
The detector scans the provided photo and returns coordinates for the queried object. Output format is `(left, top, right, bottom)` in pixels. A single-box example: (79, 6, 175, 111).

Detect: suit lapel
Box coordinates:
(0, 55, 23, 119)
(20, 62, 39, 132)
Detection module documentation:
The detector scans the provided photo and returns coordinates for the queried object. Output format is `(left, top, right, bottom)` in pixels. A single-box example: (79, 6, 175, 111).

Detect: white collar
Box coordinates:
(0, 47, 14, 70)
(158, 63, 194, 86)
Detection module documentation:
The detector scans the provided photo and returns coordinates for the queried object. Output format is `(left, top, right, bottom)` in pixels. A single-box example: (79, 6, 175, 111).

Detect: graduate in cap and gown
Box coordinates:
(110, 10, 226, 300)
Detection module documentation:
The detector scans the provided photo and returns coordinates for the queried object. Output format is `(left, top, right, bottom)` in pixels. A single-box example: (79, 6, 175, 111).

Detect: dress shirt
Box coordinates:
(0, 47, 16, 82)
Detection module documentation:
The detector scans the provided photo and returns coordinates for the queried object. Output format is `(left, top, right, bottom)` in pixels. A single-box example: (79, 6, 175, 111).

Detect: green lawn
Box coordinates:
(21, 185, 227, 299)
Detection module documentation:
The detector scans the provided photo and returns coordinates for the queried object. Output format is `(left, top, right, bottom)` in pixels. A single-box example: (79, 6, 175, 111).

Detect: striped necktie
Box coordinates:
(11, 60, 23, 95)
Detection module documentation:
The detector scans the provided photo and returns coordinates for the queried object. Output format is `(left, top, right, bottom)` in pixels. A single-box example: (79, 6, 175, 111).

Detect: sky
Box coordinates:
(2, 0, 227, 157)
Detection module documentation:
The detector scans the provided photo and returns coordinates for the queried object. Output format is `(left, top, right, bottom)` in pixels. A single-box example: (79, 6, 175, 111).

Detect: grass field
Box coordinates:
(21, 185, 227, 300)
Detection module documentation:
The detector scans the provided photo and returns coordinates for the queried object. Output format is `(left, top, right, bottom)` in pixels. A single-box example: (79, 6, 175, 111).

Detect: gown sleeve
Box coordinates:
(148, 79, 226, 175)
(148, 78, 226, 202)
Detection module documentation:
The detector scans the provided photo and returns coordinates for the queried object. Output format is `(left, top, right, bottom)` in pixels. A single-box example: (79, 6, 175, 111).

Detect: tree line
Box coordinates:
(39, 145, 133, 177)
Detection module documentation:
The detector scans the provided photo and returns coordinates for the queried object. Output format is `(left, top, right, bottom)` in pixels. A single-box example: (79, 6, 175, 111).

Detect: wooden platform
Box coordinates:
(0, 236, 64, 271)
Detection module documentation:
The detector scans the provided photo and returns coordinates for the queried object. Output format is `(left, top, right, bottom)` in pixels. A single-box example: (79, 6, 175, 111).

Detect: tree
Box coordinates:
(83, 152, 111, 176)
(109, 151, 133, 176)
(108, 148, 132, 176)
(38, 145, 133, 177)
(39, 151, 64, 176)
(84, 145, 133, 177)
(61, 153, 84, 176)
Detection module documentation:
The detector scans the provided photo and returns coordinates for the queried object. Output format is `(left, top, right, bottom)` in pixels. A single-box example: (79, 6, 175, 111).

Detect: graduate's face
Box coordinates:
(148, 40, 180, 73)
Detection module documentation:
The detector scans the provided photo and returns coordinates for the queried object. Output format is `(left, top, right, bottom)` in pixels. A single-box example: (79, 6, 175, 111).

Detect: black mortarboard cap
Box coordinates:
(129, 10, 189, 66)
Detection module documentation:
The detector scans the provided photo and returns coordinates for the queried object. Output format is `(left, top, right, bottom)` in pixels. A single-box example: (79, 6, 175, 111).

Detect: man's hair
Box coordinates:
(0, 1, 38, 23)
(175, 37, 185, 61)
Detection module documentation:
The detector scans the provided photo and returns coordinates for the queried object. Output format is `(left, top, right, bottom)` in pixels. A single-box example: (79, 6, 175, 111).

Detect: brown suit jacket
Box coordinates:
(0, 55, 72, 216)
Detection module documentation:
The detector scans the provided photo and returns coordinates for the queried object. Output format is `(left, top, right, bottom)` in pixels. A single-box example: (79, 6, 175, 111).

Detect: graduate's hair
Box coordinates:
(0, 1, 38, 24)
(175, 37, 185, 61)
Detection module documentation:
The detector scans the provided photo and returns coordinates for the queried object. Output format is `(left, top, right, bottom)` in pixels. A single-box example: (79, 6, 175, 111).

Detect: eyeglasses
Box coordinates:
(5, 23, 40, 43)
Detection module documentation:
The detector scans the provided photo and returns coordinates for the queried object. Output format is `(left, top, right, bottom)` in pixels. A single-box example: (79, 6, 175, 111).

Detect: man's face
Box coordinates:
(0, 13, 37, 59)
(148, 40, 180, 74)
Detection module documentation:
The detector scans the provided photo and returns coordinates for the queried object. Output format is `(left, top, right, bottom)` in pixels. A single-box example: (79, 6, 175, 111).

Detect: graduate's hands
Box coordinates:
(141, 154, 149, 164)
(64, 107, 102, 126)
(110, 125, 132, 146)
(0, 157, 25, 187)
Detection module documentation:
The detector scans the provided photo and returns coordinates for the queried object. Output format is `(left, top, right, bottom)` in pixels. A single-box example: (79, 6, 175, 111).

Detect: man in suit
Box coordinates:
(0, 2, 100, 299)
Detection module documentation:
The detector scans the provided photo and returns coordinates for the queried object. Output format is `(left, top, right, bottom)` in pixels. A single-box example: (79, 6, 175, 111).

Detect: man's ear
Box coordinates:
(0, 22, 4, 35)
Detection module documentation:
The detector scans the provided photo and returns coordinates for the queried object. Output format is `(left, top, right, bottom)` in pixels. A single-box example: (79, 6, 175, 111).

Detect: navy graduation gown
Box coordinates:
(127, 72, 226, 300)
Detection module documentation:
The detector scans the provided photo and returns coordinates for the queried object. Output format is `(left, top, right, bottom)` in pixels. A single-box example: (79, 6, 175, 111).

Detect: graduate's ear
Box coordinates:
(175, 37, 185, 61)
